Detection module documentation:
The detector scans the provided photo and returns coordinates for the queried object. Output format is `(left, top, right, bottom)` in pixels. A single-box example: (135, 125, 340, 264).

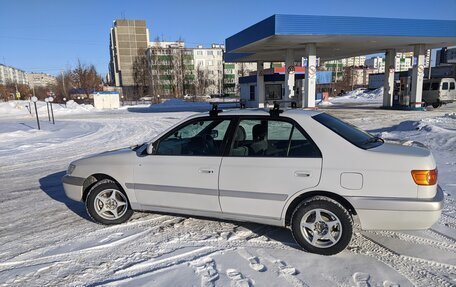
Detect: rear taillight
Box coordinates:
(411, 169, 438, 186)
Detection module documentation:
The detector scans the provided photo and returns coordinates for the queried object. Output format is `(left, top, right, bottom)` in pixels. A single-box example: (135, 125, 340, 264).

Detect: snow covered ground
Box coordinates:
(319, 88, 384, 106)
(0, 101, 455, 287)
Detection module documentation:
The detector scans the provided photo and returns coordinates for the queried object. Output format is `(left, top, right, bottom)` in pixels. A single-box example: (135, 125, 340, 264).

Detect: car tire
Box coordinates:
(291, 196, 353, 255)
(86, 180, 133, 225)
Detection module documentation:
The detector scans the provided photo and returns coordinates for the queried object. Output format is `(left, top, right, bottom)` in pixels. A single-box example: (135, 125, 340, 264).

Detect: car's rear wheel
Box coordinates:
(86, 180, 133, 225)
(291, 196, 353, 255)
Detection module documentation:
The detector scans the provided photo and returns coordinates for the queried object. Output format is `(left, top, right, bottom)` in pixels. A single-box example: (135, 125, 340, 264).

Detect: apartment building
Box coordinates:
(27, 72, 57, 88)
(109, 19, 149, 91)
(224, 62, 257, 97)
(0, 64, 28, 85)
(146, 41, 194, 96)
(193, 44, 224, 95)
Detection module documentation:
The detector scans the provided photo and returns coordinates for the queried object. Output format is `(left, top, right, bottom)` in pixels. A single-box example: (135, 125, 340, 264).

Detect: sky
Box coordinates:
(1, 0, 455, 77)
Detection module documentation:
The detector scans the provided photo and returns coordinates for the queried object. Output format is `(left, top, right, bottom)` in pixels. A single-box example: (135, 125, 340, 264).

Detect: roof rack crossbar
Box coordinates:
(209, 103, 222, 116)
(269, 102, 284, 117)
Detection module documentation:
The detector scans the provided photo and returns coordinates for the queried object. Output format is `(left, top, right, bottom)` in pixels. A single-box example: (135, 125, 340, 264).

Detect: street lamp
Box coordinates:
(31, 96, 40, 130)
(45, 97, 51, 121)
(49, 96, 55, 124)
(63, 97, 67, 108)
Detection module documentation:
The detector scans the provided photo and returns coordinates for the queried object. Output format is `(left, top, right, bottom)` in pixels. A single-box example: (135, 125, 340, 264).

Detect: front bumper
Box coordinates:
(62, 175, 85, 202)
(347, 185, 444, 230)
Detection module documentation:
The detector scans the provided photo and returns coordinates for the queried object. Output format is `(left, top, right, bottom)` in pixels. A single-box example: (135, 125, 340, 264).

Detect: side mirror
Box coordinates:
(146, 143, 155, 155)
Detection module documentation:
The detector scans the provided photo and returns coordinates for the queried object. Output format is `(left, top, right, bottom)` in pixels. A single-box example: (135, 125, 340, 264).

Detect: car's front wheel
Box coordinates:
(86, 180, 133, 225)
(291, 196, 353, 255)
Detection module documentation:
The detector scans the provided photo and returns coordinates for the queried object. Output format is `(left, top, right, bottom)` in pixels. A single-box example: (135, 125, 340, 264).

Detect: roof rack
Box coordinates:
(269, 102, 284, 116)
(209, 103, 223, 116)
(270, 100, 297, 109)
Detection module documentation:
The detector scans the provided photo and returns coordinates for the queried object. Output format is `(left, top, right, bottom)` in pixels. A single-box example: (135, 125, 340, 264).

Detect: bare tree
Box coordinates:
(52, 70, 73, 99)
(72, 59, 102, 98)
(133, 48, 151, 99)
(195, 63, 211, 100)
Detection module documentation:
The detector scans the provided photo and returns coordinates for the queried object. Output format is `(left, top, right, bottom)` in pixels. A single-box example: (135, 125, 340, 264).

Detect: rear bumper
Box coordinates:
(62, 175, 85, 202)
(347, 185, 444, 230)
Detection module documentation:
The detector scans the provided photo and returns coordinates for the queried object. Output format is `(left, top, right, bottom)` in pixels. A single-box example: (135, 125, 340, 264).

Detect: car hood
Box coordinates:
(72, 147, 136, 165)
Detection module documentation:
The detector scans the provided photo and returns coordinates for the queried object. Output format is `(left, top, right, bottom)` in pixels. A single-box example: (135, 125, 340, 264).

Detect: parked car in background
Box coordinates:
(422, 78, 456, 108)
(63, 107, 443, 255)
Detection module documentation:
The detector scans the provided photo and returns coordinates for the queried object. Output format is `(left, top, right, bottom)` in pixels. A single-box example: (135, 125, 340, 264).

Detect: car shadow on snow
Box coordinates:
(38, 172, 300, 249)
(39, 171, 91, 221)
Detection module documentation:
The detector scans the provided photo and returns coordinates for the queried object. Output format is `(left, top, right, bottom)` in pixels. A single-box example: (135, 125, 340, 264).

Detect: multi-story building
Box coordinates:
(109, 19, 149, 93)
(322, 56, 366, 81)
(146, 42, 241, 97)
(436, 47, 456, 65)
(223, 62, 257, 96)
(0, 64, 28, 85)
(27, 73, 57, 88)
(146, 41, 194, 97)
(193, 44, 224, 95)
(365, 50, 431, 73)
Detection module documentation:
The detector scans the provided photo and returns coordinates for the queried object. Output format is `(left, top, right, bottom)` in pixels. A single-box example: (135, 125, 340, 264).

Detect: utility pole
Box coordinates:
(61, 69, 67, 99)
(428, 49, 432, 80)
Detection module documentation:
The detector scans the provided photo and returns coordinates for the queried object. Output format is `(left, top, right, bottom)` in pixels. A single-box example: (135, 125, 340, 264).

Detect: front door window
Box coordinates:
(156, 119, 231, 156)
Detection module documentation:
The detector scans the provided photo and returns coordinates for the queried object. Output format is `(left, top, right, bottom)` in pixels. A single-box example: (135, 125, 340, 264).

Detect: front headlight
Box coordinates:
(67, 164, 76, 175)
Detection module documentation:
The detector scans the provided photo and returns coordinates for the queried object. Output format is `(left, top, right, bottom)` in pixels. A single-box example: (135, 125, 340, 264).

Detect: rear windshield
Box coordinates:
(313, 113, 383, 149)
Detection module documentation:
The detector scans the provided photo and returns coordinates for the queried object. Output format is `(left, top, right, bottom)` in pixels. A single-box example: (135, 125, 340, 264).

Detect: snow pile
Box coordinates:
(128, 98, 238, 113)
(63, 100, 95, 112)
(0, 101, 28, 115)
(0, 100, 95, 117)
(330, 88, 383, 105)
(375, 115, 456, 152)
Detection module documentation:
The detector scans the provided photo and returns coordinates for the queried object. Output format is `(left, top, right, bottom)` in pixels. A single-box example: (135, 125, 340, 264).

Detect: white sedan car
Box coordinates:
(63, 107, 443, 255)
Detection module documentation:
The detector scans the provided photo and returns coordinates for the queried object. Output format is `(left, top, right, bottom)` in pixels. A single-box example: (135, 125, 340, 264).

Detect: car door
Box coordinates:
(219, 117, 322, 220)
(133, 117, 232, 212)
(441, 81, 449, 101)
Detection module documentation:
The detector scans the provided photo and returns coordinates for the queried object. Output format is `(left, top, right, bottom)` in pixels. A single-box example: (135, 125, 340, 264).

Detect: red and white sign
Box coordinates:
(308, 65, 317, 76)
(418, 64, 425, 74)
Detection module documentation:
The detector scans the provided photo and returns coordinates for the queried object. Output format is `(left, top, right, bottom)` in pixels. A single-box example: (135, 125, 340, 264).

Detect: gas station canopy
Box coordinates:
(225, 14, 456, 62)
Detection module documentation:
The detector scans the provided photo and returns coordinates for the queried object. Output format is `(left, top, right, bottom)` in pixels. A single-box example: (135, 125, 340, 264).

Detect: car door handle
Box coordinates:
(294, 171, 311, 177)
(199, 169, 214, 174)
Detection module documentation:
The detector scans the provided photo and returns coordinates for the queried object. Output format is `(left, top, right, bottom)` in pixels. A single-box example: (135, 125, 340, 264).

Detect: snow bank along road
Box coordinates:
(0, 105, 455, 287)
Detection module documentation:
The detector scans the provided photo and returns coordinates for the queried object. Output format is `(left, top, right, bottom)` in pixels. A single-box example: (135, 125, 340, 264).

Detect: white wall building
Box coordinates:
(0, 64, 28, 85)
(193, 44, 224, 95)
(365, 51, 430, 73)
(27, 73, 57, 88)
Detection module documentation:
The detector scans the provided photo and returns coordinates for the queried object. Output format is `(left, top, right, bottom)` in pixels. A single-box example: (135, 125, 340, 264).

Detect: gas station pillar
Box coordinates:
(411, 44, 426, 108)
(257, 61, 265, 107)
(383, 49, 396, 108)
(304, 43, 317, 108)
(285, 49, 295, 101)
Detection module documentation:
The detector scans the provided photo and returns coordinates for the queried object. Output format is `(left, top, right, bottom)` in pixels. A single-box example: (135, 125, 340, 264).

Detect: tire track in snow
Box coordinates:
(349, 233, 456, 287)
(366, 230, 456, 253)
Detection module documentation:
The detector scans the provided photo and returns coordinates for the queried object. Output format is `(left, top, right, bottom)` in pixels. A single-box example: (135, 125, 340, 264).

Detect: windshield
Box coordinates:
(313, 113, 383, 149)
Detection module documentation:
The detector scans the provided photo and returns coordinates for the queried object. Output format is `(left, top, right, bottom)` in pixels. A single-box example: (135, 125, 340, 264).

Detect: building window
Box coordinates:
(207, 51, 213, 56)
(197, 51, 203, 56)
(265, 84, 282, 100)
(249, 85, 255, 101)
(207, 60, 213, 66)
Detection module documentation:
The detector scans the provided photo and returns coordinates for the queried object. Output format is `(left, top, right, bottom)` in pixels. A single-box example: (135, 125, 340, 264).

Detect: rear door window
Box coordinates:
(450, 82, 455, 90)
(442, 82, 449, 90)
(228, 118, 321, 158)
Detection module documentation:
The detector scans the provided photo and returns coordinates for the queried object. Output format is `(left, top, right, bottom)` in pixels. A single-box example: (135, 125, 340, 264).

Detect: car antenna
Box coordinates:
(210, 103, 222, 116)
(269, 102, 283, 117)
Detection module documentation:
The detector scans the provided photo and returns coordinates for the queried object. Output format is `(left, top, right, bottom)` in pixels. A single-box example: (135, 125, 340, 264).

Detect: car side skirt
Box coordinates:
(131, 203, 285, 227)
